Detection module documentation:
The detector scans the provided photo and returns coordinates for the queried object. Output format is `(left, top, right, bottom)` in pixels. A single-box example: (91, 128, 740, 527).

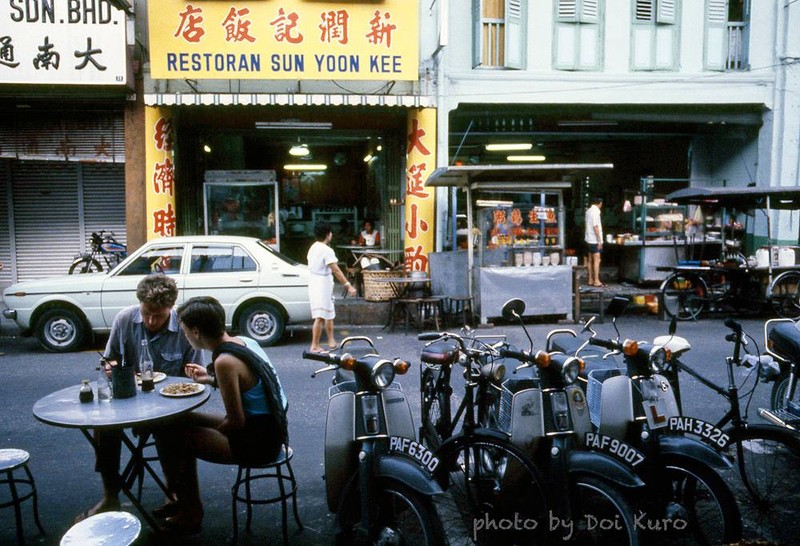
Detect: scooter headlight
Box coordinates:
(371, 359, 396, 389)
(561, 356, 583, 385)
(648, 347, 667, 371)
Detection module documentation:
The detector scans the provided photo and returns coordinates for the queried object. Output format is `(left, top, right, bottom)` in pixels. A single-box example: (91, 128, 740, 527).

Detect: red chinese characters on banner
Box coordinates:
(406, 118, 430, 156)
(153, 203, 177, 237)
(175, 4, 206, 43)
(366, 11, 396, 47)
(493, 209, 507, 226)
(222, 7, 255, 43)
(404, 244, 429, 272)
(319, 10, 349, 44)
(404, 202, 429, 239)
(406, 163, 429, 198)
(270, 8, 304, 44)
(153, 157, 175, 196)
(510, 208, 523, 225)
(153, 118, 174, 152)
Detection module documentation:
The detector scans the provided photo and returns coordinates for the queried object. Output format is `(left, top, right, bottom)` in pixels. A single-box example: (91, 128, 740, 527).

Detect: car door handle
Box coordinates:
(282, 273, 300, 277)
(239, 278, 254, 283)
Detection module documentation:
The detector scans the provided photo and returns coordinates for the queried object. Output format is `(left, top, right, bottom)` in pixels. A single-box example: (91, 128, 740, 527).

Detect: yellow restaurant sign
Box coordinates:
(148, 1, 419, 81)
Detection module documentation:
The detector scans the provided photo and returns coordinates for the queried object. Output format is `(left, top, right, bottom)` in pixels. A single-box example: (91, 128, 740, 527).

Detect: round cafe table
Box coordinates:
(33, 377, 211, 532)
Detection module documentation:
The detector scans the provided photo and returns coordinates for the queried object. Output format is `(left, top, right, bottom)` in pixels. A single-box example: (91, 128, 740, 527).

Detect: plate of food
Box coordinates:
(136, 372, 167, 385)
(159, 382, 205, 397)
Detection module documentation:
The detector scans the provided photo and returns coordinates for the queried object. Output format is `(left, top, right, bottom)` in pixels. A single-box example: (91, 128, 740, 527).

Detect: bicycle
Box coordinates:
(69, 230, 127, 274)
(663, 318, 800, 543)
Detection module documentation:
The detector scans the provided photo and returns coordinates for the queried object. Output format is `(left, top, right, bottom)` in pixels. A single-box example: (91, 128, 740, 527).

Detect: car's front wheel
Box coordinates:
(237, 303, 285, 346)
(35, 308, 88, 352)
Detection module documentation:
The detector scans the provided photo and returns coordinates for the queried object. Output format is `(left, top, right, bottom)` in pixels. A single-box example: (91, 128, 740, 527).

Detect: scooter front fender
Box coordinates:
(567, 450, 645, 489)
(377, 455, 443, 497)
(658, 434, 733, 469)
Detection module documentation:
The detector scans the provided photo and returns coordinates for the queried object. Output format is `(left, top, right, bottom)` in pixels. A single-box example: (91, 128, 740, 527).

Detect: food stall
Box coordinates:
(426, 164, 614, 324)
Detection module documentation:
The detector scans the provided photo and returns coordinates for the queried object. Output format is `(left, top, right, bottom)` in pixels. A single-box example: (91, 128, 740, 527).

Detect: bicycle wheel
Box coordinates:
(725, 425, 800, 544)
(639, 458, 741, 545)
(569, 476, 639, 546)
(420, 366, 447, 450)
(661, 272, 707, 320)
(433, 436, 548, 545)
(68, 257, 102, 274)
(771, 271, 800, 319)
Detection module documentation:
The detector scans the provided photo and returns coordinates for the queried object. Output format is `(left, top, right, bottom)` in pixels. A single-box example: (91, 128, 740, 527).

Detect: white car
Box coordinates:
(2, 236, 312, 352)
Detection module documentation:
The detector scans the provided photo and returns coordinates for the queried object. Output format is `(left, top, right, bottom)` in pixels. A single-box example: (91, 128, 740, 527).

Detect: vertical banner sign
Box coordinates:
(145, 107, 177, 240)
(404, 108, 436, 272)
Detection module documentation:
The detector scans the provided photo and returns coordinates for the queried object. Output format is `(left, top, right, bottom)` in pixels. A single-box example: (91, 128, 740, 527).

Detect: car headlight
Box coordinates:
(648, 347, 667, 371)
(371, 359, 395, 389)
(560, 356, 582, 385)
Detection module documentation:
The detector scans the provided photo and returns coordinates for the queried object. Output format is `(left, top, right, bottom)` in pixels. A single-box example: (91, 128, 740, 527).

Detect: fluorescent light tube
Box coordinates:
(485, 143, 533, 151)
(284, 164, 327, 171)
(477, 199, 514, 207)
(507, 155, 546, 162)
(256, 121, 332, 130)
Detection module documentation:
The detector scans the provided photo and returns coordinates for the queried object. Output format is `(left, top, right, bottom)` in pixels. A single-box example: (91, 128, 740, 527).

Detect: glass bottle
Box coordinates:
(79, 379, 94, 403)
(140, 339, 155, 392)
(97, 364, 112, 401)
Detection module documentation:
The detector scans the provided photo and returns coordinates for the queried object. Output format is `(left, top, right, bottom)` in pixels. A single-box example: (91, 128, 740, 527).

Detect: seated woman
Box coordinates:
(352, 219, 381, 247)
(157, 296, 288, 534)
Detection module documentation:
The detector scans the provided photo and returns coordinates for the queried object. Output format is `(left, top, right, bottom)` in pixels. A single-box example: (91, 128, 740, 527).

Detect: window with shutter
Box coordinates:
(704, 0, 747, 71)
(631, 0, 679, 71)
(554, 0, 603, 71)
(472, 0, 527, 69)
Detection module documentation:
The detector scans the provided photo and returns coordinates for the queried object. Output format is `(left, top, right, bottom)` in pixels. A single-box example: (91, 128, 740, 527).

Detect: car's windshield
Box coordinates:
(257, 240, 301, 266)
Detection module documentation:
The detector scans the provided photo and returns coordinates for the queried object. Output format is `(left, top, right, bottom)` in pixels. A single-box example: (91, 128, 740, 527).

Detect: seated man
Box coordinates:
(76, 274, 203, 523)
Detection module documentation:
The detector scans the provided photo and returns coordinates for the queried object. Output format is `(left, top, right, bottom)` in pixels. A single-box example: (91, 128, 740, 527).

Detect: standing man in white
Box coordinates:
(584, 196, 605, 288)
(307, 223, 357, 352)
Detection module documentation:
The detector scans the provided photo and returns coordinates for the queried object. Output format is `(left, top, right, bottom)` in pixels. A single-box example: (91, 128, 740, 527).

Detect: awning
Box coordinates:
(144, 93, 433, 108)
(425, 164, 615, 189)
(666, 186, 800, 210)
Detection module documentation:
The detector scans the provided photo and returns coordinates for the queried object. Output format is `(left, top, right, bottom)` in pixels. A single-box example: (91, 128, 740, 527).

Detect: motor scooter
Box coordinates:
(580, 298, 742, 544)
(498, 298, 644, 544)
(761, 318, 800, 428)
(303, 336, 445, 545)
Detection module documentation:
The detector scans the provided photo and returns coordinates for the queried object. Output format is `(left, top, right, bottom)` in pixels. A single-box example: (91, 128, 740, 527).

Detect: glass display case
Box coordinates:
(632, 202, 687, 243)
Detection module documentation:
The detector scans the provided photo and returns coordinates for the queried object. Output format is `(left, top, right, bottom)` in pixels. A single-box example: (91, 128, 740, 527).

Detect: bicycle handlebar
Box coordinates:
(418, 332, 442, 341)
(499, 347, 534, 362)
(725, 318, 743, 335)
(589, 337, 621, 351)
(302, 351, 337, 363)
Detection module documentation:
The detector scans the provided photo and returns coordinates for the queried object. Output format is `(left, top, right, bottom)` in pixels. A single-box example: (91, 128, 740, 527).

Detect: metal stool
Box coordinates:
(0, 449, 45, 545)
(60, 511, 140, 546)
(390, 298, 421, 334)
(417, 297, 444, 331)
(232, 445, 303, 545)
(445, 296, 474, 327)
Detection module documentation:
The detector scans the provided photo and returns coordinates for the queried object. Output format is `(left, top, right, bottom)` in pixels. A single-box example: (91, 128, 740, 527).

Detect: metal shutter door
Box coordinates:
(0, 160, 11, 286)
(12, 161, 81, 281)
(81, 163, 127, 251)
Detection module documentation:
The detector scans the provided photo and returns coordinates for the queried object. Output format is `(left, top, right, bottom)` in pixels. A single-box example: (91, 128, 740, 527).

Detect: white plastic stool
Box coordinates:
(0, 448, 45, 545)
(60, 511, 141, 546)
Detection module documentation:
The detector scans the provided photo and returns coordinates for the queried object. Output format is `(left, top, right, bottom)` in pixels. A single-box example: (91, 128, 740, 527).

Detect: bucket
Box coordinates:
(523, 251, 533, 266)
(514, 252, 524, 267)
(779, 247, 795, 267)
(756, 248, 770, 268)
(532, 252, 542, 266)
(550, 252, 560, 266)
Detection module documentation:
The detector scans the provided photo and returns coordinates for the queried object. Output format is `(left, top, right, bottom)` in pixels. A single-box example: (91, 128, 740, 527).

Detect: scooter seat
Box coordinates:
(654, 335, 691, 356)
(769, 321, 800, 361)
(421, 340, 460, 366)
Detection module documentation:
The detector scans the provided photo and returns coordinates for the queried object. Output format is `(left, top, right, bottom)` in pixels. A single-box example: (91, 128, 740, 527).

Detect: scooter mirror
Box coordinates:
(502, 298, 526, 320)
(605, 296, 630, 319)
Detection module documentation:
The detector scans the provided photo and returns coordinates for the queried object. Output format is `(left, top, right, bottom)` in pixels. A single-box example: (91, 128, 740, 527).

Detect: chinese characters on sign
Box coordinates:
(145, 108, 177, 239)
(148, 1, 418, 80)
(404, 109, 436, 272)
(1, 0, 127, 85)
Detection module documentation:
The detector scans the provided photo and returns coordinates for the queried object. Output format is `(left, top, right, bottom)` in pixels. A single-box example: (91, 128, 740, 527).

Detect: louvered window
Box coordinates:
(472, 0, 527, 69)
(554, 0, 602, 71)
(631, 0, 680, 71)
(704, 0, 748, 71)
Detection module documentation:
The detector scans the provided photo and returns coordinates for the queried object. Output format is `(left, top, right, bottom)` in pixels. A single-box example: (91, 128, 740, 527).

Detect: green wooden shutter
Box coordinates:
(473, 0, 483, 67)
(505, 0, 527, 69)
(635, 0, 655, 21)
(704, 0, 728, 70)
(657, 0, 676, 24)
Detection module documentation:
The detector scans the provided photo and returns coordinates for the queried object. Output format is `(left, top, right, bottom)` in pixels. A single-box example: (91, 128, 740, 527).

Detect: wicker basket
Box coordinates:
(362, 270, 399, 302)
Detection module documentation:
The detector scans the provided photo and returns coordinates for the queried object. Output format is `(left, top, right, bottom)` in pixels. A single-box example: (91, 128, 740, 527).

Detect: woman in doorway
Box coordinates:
(307, 223, 356, 352)
(353, 219, 381, 247)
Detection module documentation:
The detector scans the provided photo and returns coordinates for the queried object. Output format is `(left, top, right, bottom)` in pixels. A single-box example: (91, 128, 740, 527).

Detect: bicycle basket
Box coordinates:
(498, 380, 544, 450)
(587, 368, 622, 428)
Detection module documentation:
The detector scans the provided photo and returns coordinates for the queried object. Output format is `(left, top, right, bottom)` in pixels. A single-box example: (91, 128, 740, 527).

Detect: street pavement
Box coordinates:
(0, 313, 791, 545)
